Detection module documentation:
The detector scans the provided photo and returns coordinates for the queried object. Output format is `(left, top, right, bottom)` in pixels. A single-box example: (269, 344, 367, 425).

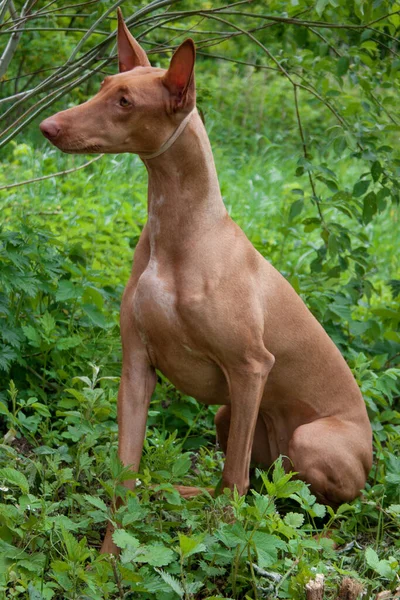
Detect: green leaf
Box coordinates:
(62, 529, 90, 563)
(55, 280, 81, 302)
(172, 453, 191, 477)
(82, 286, 104, 310)
(0, 344, 17, 371)
(353, 179, 370, 198)
(337, 56, 350, 77)
(311, 503, 327, 518)
(136, 544, 176, 567)
(83, 494, 108, 513)
(215, 522, 247, 548)
(0, 401, 10, 415)
(57, 336, 82, 350)
(365, 547, 379, 569)
(315, 0, 329, 16)
(328, 233, 338, 257)
(284, 512, 304, 528)
(289, 199, 304, 221)
(252, 532, 286, 568)
(371, 160, 382, 182)
(154, 568, 184, 598)
(22, 325, 42, 348)
(112, 529, 140, 550)
(363, 192, 377, 224)
(0, 467, 29, 494)
(252, 491, 275, 518)
(28, 584, 45, 600)
(40, 312, 56, 337)
(388, 504, 400, 515)
(178, 533, 206, 558)
(31, 402, 51, 417)
(82, 304, 109, 329)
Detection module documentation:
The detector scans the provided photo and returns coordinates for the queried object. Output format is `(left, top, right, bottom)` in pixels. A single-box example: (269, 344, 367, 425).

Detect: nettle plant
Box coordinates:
(0, 222, 122, 403)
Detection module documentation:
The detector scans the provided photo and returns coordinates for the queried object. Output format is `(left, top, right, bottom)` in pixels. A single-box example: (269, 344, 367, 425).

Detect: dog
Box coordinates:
(40, 9, 373, 554)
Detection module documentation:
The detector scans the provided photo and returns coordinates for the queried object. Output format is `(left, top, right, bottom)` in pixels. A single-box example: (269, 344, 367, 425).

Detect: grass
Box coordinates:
(0, 60, 399, 599)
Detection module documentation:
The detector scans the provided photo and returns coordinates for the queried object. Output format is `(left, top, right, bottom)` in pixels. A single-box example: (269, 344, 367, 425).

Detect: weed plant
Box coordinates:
(0, 60, 399, 599)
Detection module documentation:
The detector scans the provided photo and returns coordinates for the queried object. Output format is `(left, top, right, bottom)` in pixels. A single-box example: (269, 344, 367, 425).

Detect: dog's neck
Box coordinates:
(143, 111, 227, 258)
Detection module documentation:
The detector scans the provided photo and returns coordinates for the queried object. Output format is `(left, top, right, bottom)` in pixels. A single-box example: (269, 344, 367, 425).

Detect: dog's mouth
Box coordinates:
(61, 144, 103, 154)
(53, 140, 104, 154)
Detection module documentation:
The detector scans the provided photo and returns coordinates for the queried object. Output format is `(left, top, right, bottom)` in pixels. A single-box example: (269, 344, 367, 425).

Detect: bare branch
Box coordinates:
(0, 0, 29, 78)
(0, 154, 103, 191)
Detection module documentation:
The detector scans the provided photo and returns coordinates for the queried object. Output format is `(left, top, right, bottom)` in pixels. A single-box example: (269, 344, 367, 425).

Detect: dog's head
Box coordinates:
(40, 9, 196, 155)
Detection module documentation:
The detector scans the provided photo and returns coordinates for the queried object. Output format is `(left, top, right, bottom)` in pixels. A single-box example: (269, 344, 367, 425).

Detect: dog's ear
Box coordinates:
(162, 39, 196, 111)
(117, 8, 150, 72)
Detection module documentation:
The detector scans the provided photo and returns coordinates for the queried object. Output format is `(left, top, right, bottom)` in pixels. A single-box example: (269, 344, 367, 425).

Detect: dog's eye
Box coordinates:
(119, 96, 130, 107)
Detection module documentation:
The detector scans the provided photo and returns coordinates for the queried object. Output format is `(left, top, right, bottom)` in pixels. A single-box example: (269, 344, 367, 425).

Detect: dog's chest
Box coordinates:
(132, 259, 227, 403)
(133, 260, 177, 343)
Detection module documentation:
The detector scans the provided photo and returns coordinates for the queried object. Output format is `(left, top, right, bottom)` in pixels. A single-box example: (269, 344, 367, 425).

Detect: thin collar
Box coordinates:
(139, 108, 196, 160)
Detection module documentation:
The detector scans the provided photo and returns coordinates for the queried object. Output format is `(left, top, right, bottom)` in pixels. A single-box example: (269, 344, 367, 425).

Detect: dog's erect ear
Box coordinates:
(117, 8, 150, 72)
(162, 39, 196, 110)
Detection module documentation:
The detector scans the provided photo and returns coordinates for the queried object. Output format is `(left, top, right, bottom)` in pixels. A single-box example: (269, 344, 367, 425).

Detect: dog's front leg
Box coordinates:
(100, 355, 156, 554)
(221, 353, 274, 496)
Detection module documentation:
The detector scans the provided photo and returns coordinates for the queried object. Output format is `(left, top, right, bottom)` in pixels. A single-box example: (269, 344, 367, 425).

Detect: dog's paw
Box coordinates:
(174, 485, 214, 499)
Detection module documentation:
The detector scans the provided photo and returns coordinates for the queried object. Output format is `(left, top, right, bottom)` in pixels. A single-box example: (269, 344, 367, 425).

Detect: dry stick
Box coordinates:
(197, 51, 280, 72)
(371, 37, 400, 59)
(111, 557, 124, 600)
(305, 574, 325, 600)
(0, 2, 261, 115)
(147, 5, 314, 57)
(113, 3, 249, 55)
(0, 26, 109, 34)
(0, 0, 120, 112)
(34, 0, 99, 16)
(336, 577, 364, 600)
(0, 7, 95, 28)
(369, 91, 399, 125)
(199, 11, 342, 219)
(1, 1, 171, 115)
(0, 63, 68, 86)
(150, 18, 279, 55)
(0, 0, 30, 78)
(0, 54, 84, 116)
(1, 1, 240, 111)
(68, 0, 181, 62)
(219, 8, 400, 30)
(0, 154, 103, 192)
(308, 26, 342, 57)
(0, 0, 12, 24)
(367, 26, 399, 43)
(1, 64, 88, 136)
(0, 56, 113, 147)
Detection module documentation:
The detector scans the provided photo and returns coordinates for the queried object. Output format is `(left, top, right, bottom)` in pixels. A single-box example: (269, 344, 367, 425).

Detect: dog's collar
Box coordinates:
(139, 108, 196, 160)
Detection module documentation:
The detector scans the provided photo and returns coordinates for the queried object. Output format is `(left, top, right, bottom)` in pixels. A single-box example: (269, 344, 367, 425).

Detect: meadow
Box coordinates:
(1, 3, 400, 598)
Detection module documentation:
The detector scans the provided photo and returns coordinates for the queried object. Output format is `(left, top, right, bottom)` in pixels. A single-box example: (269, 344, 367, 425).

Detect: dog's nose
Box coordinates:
(40, 118, 60, 141)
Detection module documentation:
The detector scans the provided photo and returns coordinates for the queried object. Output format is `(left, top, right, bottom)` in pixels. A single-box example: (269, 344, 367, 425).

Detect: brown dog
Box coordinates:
(40, 10, 372, 554)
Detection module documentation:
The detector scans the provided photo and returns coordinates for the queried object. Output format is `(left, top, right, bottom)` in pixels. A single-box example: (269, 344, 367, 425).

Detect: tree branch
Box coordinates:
(0, 155, 103, 192)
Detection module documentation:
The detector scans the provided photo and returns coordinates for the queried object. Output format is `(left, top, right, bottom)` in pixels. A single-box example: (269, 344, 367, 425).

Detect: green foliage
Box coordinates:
(1, 1, 400, 597)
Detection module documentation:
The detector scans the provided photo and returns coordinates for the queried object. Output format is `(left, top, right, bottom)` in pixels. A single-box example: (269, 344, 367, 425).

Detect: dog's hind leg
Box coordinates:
(288, 417, 372, 506)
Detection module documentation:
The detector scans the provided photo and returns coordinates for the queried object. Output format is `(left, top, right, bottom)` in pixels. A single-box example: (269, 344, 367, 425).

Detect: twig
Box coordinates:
(25, 364, 59, 391)
(0, 154, 103, 191)
(111, 556, 124, 600)
(219, 8, 400, 31)
(305, 573, 325, 600)
(336, 577, 364, 600)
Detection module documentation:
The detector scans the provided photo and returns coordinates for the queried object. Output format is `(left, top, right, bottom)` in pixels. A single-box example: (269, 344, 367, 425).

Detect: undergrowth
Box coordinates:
(0, 59, 399, 599)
